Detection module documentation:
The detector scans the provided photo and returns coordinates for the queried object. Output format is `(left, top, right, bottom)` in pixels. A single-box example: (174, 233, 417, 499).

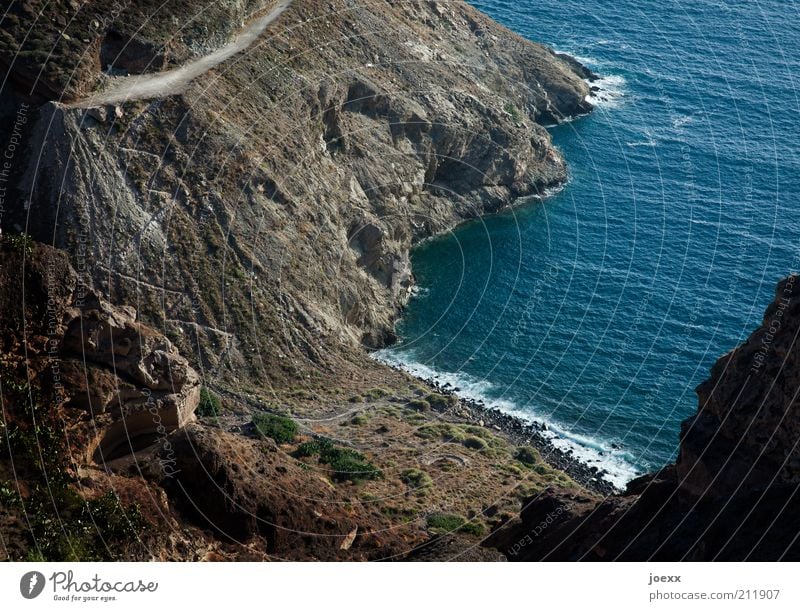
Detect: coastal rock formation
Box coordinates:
(160, 423, 421, 560)
(0, 0, 609, 562)
(485, 277, 800, 561)
(0, 241, 199, 465)
(3, 0, 593, 389)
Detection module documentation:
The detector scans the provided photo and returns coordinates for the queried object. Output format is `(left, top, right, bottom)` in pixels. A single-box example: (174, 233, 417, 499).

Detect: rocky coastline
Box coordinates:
(380, 361, 618, 495)
(2, 0, 797, 563)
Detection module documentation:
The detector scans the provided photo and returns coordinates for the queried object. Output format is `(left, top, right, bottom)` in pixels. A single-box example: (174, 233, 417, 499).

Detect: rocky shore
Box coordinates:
(4, 0, 796, 563)
(383, 362, 618, 496)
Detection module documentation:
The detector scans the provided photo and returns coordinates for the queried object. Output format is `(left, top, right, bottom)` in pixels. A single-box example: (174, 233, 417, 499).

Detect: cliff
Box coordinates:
(1, 0, 596, 561)
(4, 0, 591, 385)
(485, 277, 800, 561)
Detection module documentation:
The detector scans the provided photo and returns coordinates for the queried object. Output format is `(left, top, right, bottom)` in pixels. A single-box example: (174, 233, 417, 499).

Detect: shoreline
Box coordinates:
(378, 359, 620, 496)
(370, 64, 631, 498)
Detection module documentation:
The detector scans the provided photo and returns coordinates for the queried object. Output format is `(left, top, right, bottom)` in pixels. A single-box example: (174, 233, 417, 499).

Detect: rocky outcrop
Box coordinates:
(159, 424, 424, 560)
(3, 0, 593, 390)
(486, 277, 800, 561)
(0, 241, 199, 465)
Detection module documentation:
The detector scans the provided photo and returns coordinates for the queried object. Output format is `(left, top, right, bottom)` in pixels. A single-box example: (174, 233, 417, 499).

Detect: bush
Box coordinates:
(515, 446, 539, 466)
(197, 387, 221, 418)
(365, 387, 390, 400)
(426, 513, 485, 536)
(425, 393, 456, 411)
(426, 513, 464, 533)
(462, 436, 488, 450)
(406, 399, 430, 412)
(400, 468, 433, 491)
(252, 413, 298, 444)
(504, 101, 521, 122)
(295, 437, 381, 484)
(2, 232, 33, 255)
(459, 520, 486, 537)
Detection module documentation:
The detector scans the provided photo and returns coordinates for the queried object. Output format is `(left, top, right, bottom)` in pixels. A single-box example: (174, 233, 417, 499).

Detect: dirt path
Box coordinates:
(76, 0, 292, 107)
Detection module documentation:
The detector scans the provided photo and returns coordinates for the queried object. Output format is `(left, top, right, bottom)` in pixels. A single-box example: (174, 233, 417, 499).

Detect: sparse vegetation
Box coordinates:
(407, 398, 430, 411)
(463, 435, 488, 450)
(252, 413, 298, 444)
(197, 387, 222, 417)
(425, 393, 457, 411)
(400, 468, 433, 492)
(349, 413, 369, 426)
(515, 446, 539, 466)
(504, 101, 521, 122)
(1, 232, 33, 255)
(365, 387, 390, 400)
(426, 512, 486, 536)
(295, 437, 381, 484)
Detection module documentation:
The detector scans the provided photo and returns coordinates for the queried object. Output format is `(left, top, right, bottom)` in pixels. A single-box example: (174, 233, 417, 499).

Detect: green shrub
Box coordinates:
(252, 413, 298, 444)
(350, 414, 368, 426)
(295, 437, 381, 484)
(2, 232, 33, 255)
(462, 436, 488, 450)
(400, 468, 433, 491)
(366, 387, 390, 400)
(515, 446, 539, 466)
(407, 399, 430, 412)
(426, 513, 465, 533)
(425, 393, 456, 411)
(197, 387, 221, 418)
(426, 513, 485, 536)
(459, 520, 487, 537)
(504, 102, 521, 122)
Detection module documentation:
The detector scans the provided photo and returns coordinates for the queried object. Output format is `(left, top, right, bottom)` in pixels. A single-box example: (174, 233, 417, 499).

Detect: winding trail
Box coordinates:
(75, 0, 292, 107)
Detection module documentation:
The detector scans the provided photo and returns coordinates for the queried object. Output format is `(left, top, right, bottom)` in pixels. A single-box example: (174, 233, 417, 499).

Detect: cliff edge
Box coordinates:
(486, 277, 800, 561)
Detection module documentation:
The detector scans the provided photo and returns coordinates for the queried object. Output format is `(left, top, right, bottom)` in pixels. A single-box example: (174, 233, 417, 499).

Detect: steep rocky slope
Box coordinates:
(1, 240, 586, 561)
(4, 0, 592, 394)
(486, 277, 800, 561)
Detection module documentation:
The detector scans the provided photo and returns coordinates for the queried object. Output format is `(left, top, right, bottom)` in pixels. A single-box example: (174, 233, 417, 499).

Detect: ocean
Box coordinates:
(376, 0, 800, 486)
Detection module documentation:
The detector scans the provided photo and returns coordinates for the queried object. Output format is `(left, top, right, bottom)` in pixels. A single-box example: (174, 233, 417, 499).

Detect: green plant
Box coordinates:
(426, 513, 465, 534)
(504, 101, 521, 122)
(407, 399, 430, 412)
(426, 513, 485, 536)
(295, 437, 381, 484)
(365, 387, 390, 400)
(425, 393, 456, 411)
(514, 446, 539, 466)
(252, 413, 298, 444)
(400, 468, 432, 491)
(459, 520, 486, 537)
(197, 387, 221, 417)
(462, 436, 488, 450)
(2, 232, 33, 255)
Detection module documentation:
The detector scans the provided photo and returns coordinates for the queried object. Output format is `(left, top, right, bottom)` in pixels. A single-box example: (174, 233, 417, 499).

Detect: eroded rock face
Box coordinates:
(485, 277, 800, 561)
(61, 292, 201, 462)
(6, 0, 594, 388)
(0, 242, 199, 464)
(678, 275, 800, 498)
(160, 424, 421, 560)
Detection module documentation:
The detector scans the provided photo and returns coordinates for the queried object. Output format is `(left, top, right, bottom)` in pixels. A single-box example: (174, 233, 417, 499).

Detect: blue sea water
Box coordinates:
(377, 0, 800, 486)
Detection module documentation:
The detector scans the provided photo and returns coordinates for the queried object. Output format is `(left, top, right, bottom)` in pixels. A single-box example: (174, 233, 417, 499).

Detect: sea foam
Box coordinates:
(372, 349, 642, 488)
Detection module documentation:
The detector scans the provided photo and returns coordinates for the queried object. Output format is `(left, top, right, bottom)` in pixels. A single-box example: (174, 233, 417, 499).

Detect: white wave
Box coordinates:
(372, 349, 642, 488)
(551, 47, 602, 68)
(672, 115, 694, 128)
(626, 139, 658, 148)
(586, 74, 627, 109)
